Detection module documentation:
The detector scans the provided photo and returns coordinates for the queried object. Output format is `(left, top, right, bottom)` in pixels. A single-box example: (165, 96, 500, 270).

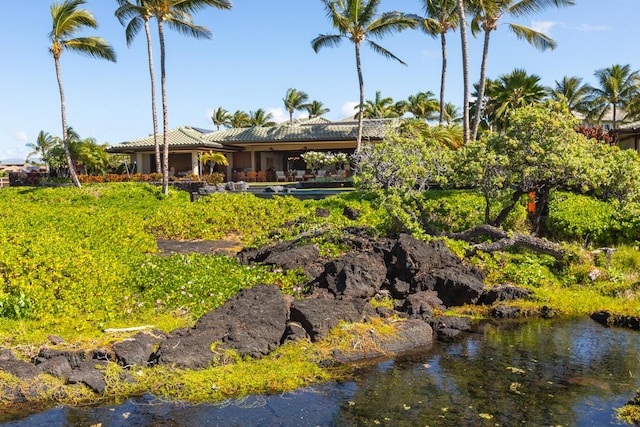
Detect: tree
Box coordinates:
(358, 91, 399, 119)
(442, 102, 462, 124)
(199, 150, 228, 174)
(549, 75, 591, 117)
(229, 110, 251, 128)
(146, 0, 232, 195)
(396, 91, 440, 120)
(469, 0, 575, 141)
(282, 88, 310, 125)
(26, 131, 56, 173)
(116, 0, 161, 174)
(305, 100, 330, 118)
(49, 0, 116, 188)
(418, 0, 459, 124)
(587, 64, 640, 129)
(211, 107, 232, 130)
(455, 0, 470, 144)
(312, 0, 418, 151)
(249, 109, 277, 127)
(482, 68, 548, 133)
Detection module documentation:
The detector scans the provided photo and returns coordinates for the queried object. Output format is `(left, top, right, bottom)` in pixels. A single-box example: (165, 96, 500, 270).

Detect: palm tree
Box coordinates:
(49, 0, 116, 188)
(312, 0, 418, 151)
(549, 75, 591, 117)
(442, 102, 462, 124)
(146, 0, 232, 196)
(26, 131, 56, 173)
(199, 150, 228, 174)
(418, 0, 459, 124)
(483, 68, 548, 133)
(357, 91, 399, 119)
(468, 0, 575, 141)
(397, 91, 440, 120)
(455, 0, 470, 144)
(587, 64, 640, 129)
(249, 109, 277, 127)
(305, 100, 330, 118)
(116, 0, 161, 174)
(211, 107, 232, 129)
(283, 88, 310, 125)
(229, 110, 251, 128)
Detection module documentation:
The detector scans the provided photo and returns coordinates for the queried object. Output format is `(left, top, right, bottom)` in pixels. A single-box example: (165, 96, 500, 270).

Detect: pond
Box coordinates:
(1, 318, 638, 426)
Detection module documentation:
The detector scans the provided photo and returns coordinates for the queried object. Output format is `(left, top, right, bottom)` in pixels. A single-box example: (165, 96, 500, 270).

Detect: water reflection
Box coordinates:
(1, 319, 638, 427)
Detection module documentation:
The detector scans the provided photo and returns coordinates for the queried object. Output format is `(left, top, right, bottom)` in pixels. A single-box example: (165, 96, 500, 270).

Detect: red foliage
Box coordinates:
(574, 125, 616, 145)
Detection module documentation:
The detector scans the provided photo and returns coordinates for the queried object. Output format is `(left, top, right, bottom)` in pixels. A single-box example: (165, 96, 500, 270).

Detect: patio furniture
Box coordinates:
(246, 171, 257, 182)
(257, 171, 266, 182)
(316, 169, 326, 178)
(275, 171, 287, 182)
(294, 170, 305, 181)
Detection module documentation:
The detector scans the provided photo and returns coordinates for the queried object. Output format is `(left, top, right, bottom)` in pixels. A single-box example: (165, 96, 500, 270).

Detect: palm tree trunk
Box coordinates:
(613, 102, 617, 129)
(158, 20, 169, 196)
(471, 29, 492, 141)
(456, 0, 470, 145)
(144, 19, 161, 175)
(355, 42, 365, 152)
(438, 31, 447, 125)
(54, 56, 81, 188)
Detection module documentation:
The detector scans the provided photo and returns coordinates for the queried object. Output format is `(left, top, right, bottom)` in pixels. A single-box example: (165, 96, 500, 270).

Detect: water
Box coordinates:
(2, 318, 638, 427)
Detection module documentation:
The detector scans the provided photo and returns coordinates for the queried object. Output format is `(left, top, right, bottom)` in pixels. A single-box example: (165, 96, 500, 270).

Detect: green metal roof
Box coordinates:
(107, 126, 230, 153)
(202, 119, 399, 144)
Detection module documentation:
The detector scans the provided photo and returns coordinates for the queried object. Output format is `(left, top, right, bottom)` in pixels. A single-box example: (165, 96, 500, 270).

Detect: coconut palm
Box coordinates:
(397, 91, 440, 120)
(116, 0, 162, 174)
(229, 110, 251, 128)
(199, 150, 228, 174)
(483, 68, 548, 133)
(249, 109, 277, 127)
(455, 0, 470, 144)
(549, 75, 591, 117)
(146, 0, 232, 195)
(49, 0, 116, 188)
(312, 0, 418, 151)
(25, 131, 56, 172)
(418, 0, 459, 124)
(283, 88, 310, 125)
(305, 100, 330, 118)
(357, 91, 399, 119)
(587, 64, 640, 129)
(442, 102, 462, 124)
(211, 107, 232, 129)
(468, 0, 575, 140)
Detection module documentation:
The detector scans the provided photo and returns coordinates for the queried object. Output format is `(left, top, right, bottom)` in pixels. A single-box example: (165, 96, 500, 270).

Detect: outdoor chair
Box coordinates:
(246, 171, 257, 182)
(257, 171, 266, 182)
(275, 171, 287, 182)
(294, 170, 305, 181)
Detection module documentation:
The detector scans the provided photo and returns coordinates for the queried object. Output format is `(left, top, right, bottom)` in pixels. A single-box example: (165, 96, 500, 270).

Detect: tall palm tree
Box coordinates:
(549, 75, 591, 117)
(283, 88, 310, 125)
(229, 110, 251, 128)
(468, 0, 575, 141)
(25, 131, 56, 172)
(312, 0, 418, 151)
(587, 64, 640, 129)
(305, 100, 330, 118)
(442, 102, 462, 124)
(397, 91, 440, 120)
(146, 0, 232, 195)
(418, 0, 459, 124)
(455, 0, 470, 144)
(116, 0, 162, 174)
(249, 109, 277, 127)
(211, 107, 232, 129)
(49, 0, 116, 188)
(358, 90, 399, 119)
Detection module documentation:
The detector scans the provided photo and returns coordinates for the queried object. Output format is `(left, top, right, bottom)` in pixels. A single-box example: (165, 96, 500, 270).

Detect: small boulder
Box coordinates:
(289, 298, 374, 342)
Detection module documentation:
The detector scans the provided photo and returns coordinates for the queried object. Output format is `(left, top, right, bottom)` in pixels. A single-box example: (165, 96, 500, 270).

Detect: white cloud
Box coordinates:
(421, 48, 439, 59)
(13, 130, 29, 142)
(531, 20, 558, 34)
(267, 107, 289, 124)
(341, 102, 359, 119)
(575, 23, 608, 32)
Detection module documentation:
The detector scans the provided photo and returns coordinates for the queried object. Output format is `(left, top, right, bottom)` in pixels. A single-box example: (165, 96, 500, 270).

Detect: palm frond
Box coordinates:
(367, 40, 407, 65)
(311, 34, 344, 52)
(508, 23, 556, 51)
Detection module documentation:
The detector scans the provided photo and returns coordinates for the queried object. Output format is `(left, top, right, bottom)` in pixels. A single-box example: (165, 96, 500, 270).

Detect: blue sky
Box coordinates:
(1, 0, 640, 162)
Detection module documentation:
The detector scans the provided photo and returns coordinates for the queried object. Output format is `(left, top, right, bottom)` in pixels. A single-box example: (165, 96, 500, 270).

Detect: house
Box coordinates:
(107, 118, 399, 181)
(613, 120, 640, 151)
